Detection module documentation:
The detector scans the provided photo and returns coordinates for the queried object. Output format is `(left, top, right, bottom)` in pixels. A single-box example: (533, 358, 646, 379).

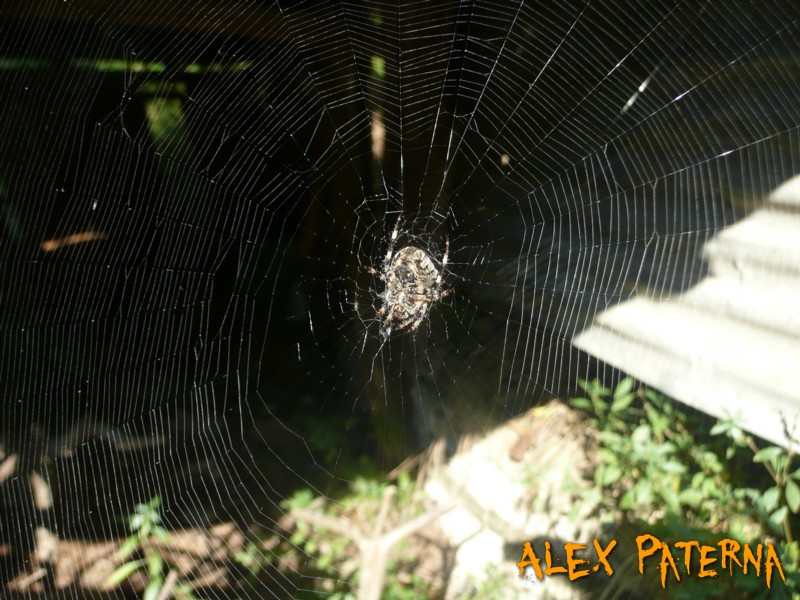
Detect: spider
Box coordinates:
(364, 215, 451, 339)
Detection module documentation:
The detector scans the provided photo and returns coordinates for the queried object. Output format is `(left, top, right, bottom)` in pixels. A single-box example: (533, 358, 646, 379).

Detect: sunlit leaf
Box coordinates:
(710, 421, 729, 436)
(660, 486, 680, 514)
(661, 461, 687, 474)
(761, 486, 780, 513)
(105, 560, 144, 587)
(118, 535, 139, 560)
(631, 424, 651, 447)
(602, 464, 622, 486)
(633, 480, 653, 506)
(753, 446, 783, 465)
(176, 581, 199, 600)
(614, 377, 634, 398)
(570, 397, 591, 410)
(679, 489, 703, 507)
(370, 55, 385, 79)
(768, 506, 788, 534)
(620, 489, 635, 510)
(154, 526, 170, 544)
(129, 514, 144, 531)
(143, 578, 164, 600)
(610, 392, 635, 413)
(785, 479, 800, 513)
(146, 552, 164, 578)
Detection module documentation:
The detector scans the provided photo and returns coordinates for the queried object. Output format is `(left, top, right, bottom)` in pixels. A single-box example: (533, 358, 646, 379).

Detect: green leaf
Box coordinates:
(105, 560, 144, 587)
(176, 581, 199, 600)
(772, 453, 789, 473)
(633, 480, 654, 506)
(644, 389, 664, 403)
(598, 452, 621, 472)
(614, 377, 634, 398)
(280, 488, 315, 511)
(783, 541, 800, 564)
(768, 506, 788, 534)
(598, 430, 624, 448)
(631, 424, 651, 447)
(661, 460, 687, 474)
(679, 488, 704, 507)
(753, 446, 783, 465)
(660, 486, 681, 515)
(143, 578, 164, 600)
(710, 421, 729, 436)
(597, 384, 612, 397)
(146, 552, 164, 578)
(655, 442, 677, 456)
(370, 55, 386, 79)
(620, 489, 636, 510)
(645, 405, 669, 436)
(118, 535, 139, 560)
(610, 392, 635, 413)
(729, 426, 746, 446)
(786, 479, 800, 512)
(570, 397, 592, 410)
(129, 513, 144, 531)
(602, 464, 623, 486)
(581, 378, 612, 398)
(761, 486, 780, 513)
(594, 466, 606, 488)
(154, 526, 170, 544)
(139, 520, 152, 540)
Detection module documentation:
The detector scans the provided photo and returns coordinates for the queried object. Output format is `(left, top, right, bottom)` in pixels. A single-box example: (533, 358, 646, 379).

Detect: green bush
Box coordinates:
(571, 378, 800, 598)
(106, 496, 198, 600)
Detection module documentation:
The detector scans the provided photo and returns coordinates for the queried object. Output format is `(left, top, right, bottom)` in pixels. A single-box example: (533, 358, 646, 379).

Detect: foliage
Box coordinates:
(106, 496, 198, 600)
(232, 538, 275, 584)
(571, 378, 800, 598)
(570, 378, 740, 525)
(275, 471, 433, 599)
(711, 413, 800, 598)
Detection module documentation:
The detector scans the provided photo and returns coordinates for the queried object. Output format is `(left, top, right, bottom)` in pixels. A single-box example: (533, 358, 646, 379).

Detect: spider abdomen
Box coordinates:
(364, 216, 450, 338)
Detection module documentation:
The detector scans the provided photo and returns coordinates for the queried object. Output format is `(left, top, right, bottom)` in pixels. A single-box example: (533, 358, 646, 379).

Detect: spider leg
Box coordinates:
(363, 265, 385, 280)
(433, 236, 449, 289)
(391, 318, 412, 334)
(390, 213, 402, 241)
(384, 213, 402, 265)
(385, 303, 416, 334)
(405, 317, 424, 333)
(377, 312, 392, 337)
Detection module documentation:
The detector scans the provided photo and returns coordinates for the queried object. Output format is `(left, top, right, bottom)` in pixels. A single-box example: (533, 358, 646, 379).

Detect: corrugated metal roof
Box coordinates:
(574, 175, 800, 450)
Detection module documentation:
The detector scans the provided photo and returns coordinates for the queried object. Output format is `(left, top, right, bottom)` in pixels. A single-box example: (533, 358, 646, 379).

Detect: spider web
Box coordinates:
(1, 0, 799, 597)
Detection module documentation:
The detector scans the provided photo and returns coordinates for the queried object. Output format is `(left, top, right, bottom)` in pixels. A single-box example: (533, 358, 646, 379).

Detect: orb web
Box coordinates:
(1, 1, 799, 597)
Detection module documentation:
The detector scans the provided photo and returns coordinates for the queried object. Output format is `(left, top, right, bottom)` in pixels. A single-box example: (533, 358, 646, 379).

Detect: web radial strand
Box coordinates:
(1, 0, 799, 597)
